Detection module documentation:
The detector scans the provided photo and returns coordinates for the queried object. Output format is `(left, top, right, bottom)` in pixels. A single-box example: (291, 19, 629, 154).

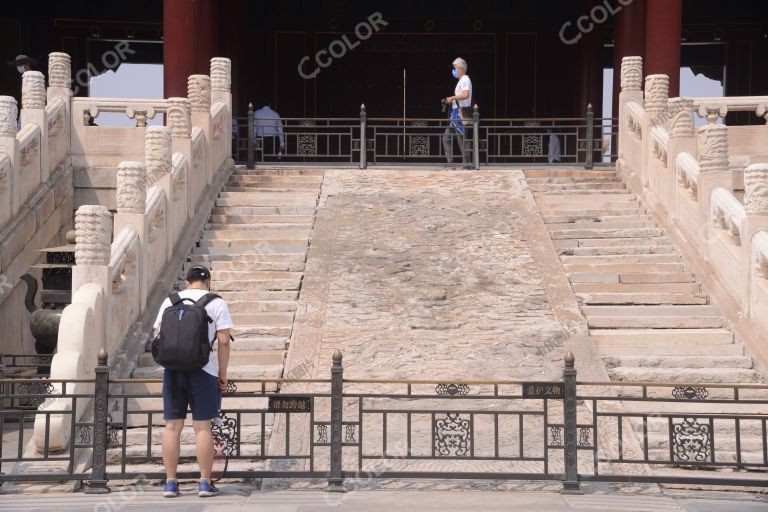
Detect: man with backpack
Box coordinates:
(151, 265, 233, 498)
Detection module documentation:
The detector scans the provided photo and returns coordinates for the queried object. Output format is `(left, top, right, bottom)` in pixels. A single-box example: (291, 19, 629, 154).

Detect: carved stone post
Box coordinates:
(698, 124, 729, 175)
(20, 70, 48, 183)
(0, 96, 19, 216)
(188, 75, 213, 190)
(211, 57, 232, 157)
(644, 74, 669, 120)
(169, 96, 196, 215)
(326, 349, 346, 493)
(85, 347, 110, 494)
(145, 126, 172, 186)
(145, 126, 174, 257)
(46, 52, 72, 171)
(667, 97, 696, 219)
(114, 161, 149, 310)
(741, 164, 768, 314)
(639, 74, 669, 189)
(617, 56, 643, 178)
(744, 164, 768, 216)
(72, 205, 113, 357)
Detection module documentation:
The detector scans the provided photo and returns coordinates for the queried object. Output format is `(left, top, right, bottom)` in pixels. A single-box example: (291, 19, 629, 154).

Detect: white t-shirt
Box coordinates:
(153, 289, 234, 378)
(453, 74, 472, 108)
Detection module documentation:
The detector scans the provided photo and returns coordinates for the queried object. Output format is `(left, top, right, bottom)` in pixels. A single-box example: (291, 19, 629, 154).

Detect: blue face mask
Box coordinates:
(451, 68, 459, 79)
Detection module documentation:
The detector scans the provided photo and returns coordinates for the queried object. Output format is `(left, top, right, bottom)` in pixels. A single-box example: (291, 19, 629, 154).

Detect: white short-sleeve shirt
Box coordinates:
(453, 74, 472, 108)
(153, 289, 234, 378)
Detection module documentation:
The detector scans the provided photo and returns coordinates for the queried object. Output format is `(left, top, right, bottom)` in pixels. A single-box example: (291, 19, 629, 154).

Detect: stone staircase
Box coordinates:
(120, 168, 324, 475)
(525, 168, 767, 469)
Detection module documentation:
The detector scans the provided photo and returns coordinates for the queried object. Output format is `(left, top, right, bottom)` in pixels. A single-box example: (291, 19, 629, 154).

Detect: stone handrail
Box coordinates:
(72, 97, 168, 127)
(617, 55, 768, 369)
(692, 96, 768, 124)
(33, 56, 233, 452)
(754, 231, 768, 279)
(676, 151, 700, 194)
(711, 187, 746, 244)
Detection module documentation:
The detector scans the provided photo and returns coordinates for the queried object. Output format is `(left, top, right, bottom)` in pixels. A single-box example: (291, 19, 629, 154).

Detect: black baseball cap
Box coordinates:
(186, 265, 211, 281)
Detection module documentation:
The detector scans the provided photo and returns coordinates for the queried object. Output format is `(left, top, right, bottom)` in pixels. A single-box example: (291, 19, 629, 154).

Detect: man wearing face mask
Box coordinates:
(442, 57, 473, 170)
(7, 54, 38, 75)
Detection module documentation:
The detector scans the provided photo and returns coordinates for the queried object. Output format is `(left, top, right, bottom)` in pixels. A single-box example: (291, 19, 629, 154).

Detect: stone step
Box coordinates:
(528, 182, 627, 191)
(196, 240, 308, 251)
(137, 349, 285, 368)
(573, 282, 701, 294)
(185, 260, 306, 272)
(591, 328, 735, 345)
(209, 214, 316, 224)
(132, 363, 285, 380)
(597, 343, 744, 357)
(211, 206, 318, 216)
(546, 220, 656, 231)
(233, 168, 324, 176)
(607, 366, 763, 384)
(544, 213, 653, 224)
(223, 183, 321, 191)
(229, 311, 295, 326)
(525, 176, 622, 184)
(208, 270, 302, 281)
(534, 188, 633, 195)
(230, 336, 288, 351)
(231, 324, 293, 338)
(583, 305, 720, 317)
(219, 291, 299, 302)
(559, 245, 677, 256)
(227, 300, 298, 313)
(561, 254, 681, 265)
(587, 315, 726, 329)
(603, 355, 754, 369)
(205, 222, 314, 231)
(549, 227, 663, 240)
(569, 272, 696, 284)
(554, 237, 671, 248)
(536, 194, 637, 204)
(564, 262, 686, 274)
(212, 279, 301, 291)
(191, 250, 306, 262)
(229, 176, 324, 185)
(523, 170, 618, 179)
(540, 208, 646, 219)
(201, 229, 311, 240)
(216, 193, 318, 205)
(577, 292, 707, 305)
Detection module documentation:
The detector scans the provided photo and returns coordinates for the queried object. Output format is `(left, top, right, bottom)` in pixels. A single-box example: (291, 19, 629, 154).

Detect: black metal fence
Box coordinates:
(232, 104, 616, 169)
(1, 350, 767, 493)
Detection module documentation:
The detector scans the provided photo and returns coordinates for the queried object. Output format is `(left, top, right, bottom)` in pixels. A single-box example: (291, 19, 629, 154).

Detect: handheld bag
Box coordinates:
(152, 292, 221, 372)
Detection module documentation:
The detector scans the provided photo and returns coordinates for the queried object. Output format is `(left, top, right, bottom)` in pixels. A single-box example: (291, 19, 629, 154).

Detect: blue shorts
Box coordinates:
(162, 368, 220, 421)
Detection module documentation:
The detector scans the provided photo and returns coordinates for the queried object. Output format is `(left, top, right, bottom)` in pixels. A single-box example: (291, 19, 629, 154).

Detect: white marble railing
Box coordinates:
(0, 62, 71, 230)
(33, 55, 233, 452)
(617, 56, 768, 363)
(692, 96, 768, 125)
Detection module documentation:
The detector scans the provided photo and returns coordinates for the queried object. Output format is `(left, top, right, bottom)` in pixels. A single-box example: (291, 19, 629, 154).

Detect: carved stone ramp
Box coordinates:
(265, 169, 650, 488)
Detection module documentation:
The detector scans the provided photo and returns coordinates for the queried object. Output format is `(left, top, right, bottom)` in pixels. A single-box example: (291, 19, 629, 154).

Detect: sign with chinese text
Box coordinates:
(268, 396, 312, 412)
(522, 382, 565, 399)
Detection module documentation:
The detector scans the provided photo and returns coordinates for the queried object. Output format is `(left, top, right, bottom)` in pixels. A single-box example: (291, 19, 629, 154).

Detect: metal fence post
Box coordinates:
(86, 347, 110, 494)
(246, 102, 255, 168)
(585, 103, 594, 170)
(472, 104, 480, 170)
(562, 351, 580, 493)
(327, 349, 346, 493)
(359, 104, 367, 170)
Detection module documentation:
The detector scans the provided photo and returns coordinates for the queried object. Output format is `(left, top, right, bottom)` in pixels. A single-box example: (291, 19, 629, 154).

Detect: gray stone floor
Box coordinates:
(0, 483, 766, 511)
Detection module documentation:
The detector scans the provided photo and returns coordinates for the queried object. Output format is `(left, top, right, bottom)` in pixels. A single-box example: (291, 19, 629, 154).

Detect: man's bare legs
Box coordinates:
(193, 419, 214, 480)
(162, 419, 184, 480)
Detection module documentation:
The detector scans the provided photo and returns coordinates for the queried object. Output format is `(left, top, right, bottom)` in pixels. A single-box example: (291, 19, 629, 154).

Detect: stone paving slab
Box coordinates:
(0, 485, 766, 512)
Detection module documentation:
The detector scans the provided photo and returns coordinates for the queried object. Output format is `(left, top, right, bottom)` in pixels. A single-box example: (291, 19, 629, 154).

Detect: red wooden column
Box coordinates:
(163, 0, 201, 98)
(645, 0, 682, 97)
(576, 0, 605, 118)
(197, 0, 220, 72)
(612, 0, 646, 116)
